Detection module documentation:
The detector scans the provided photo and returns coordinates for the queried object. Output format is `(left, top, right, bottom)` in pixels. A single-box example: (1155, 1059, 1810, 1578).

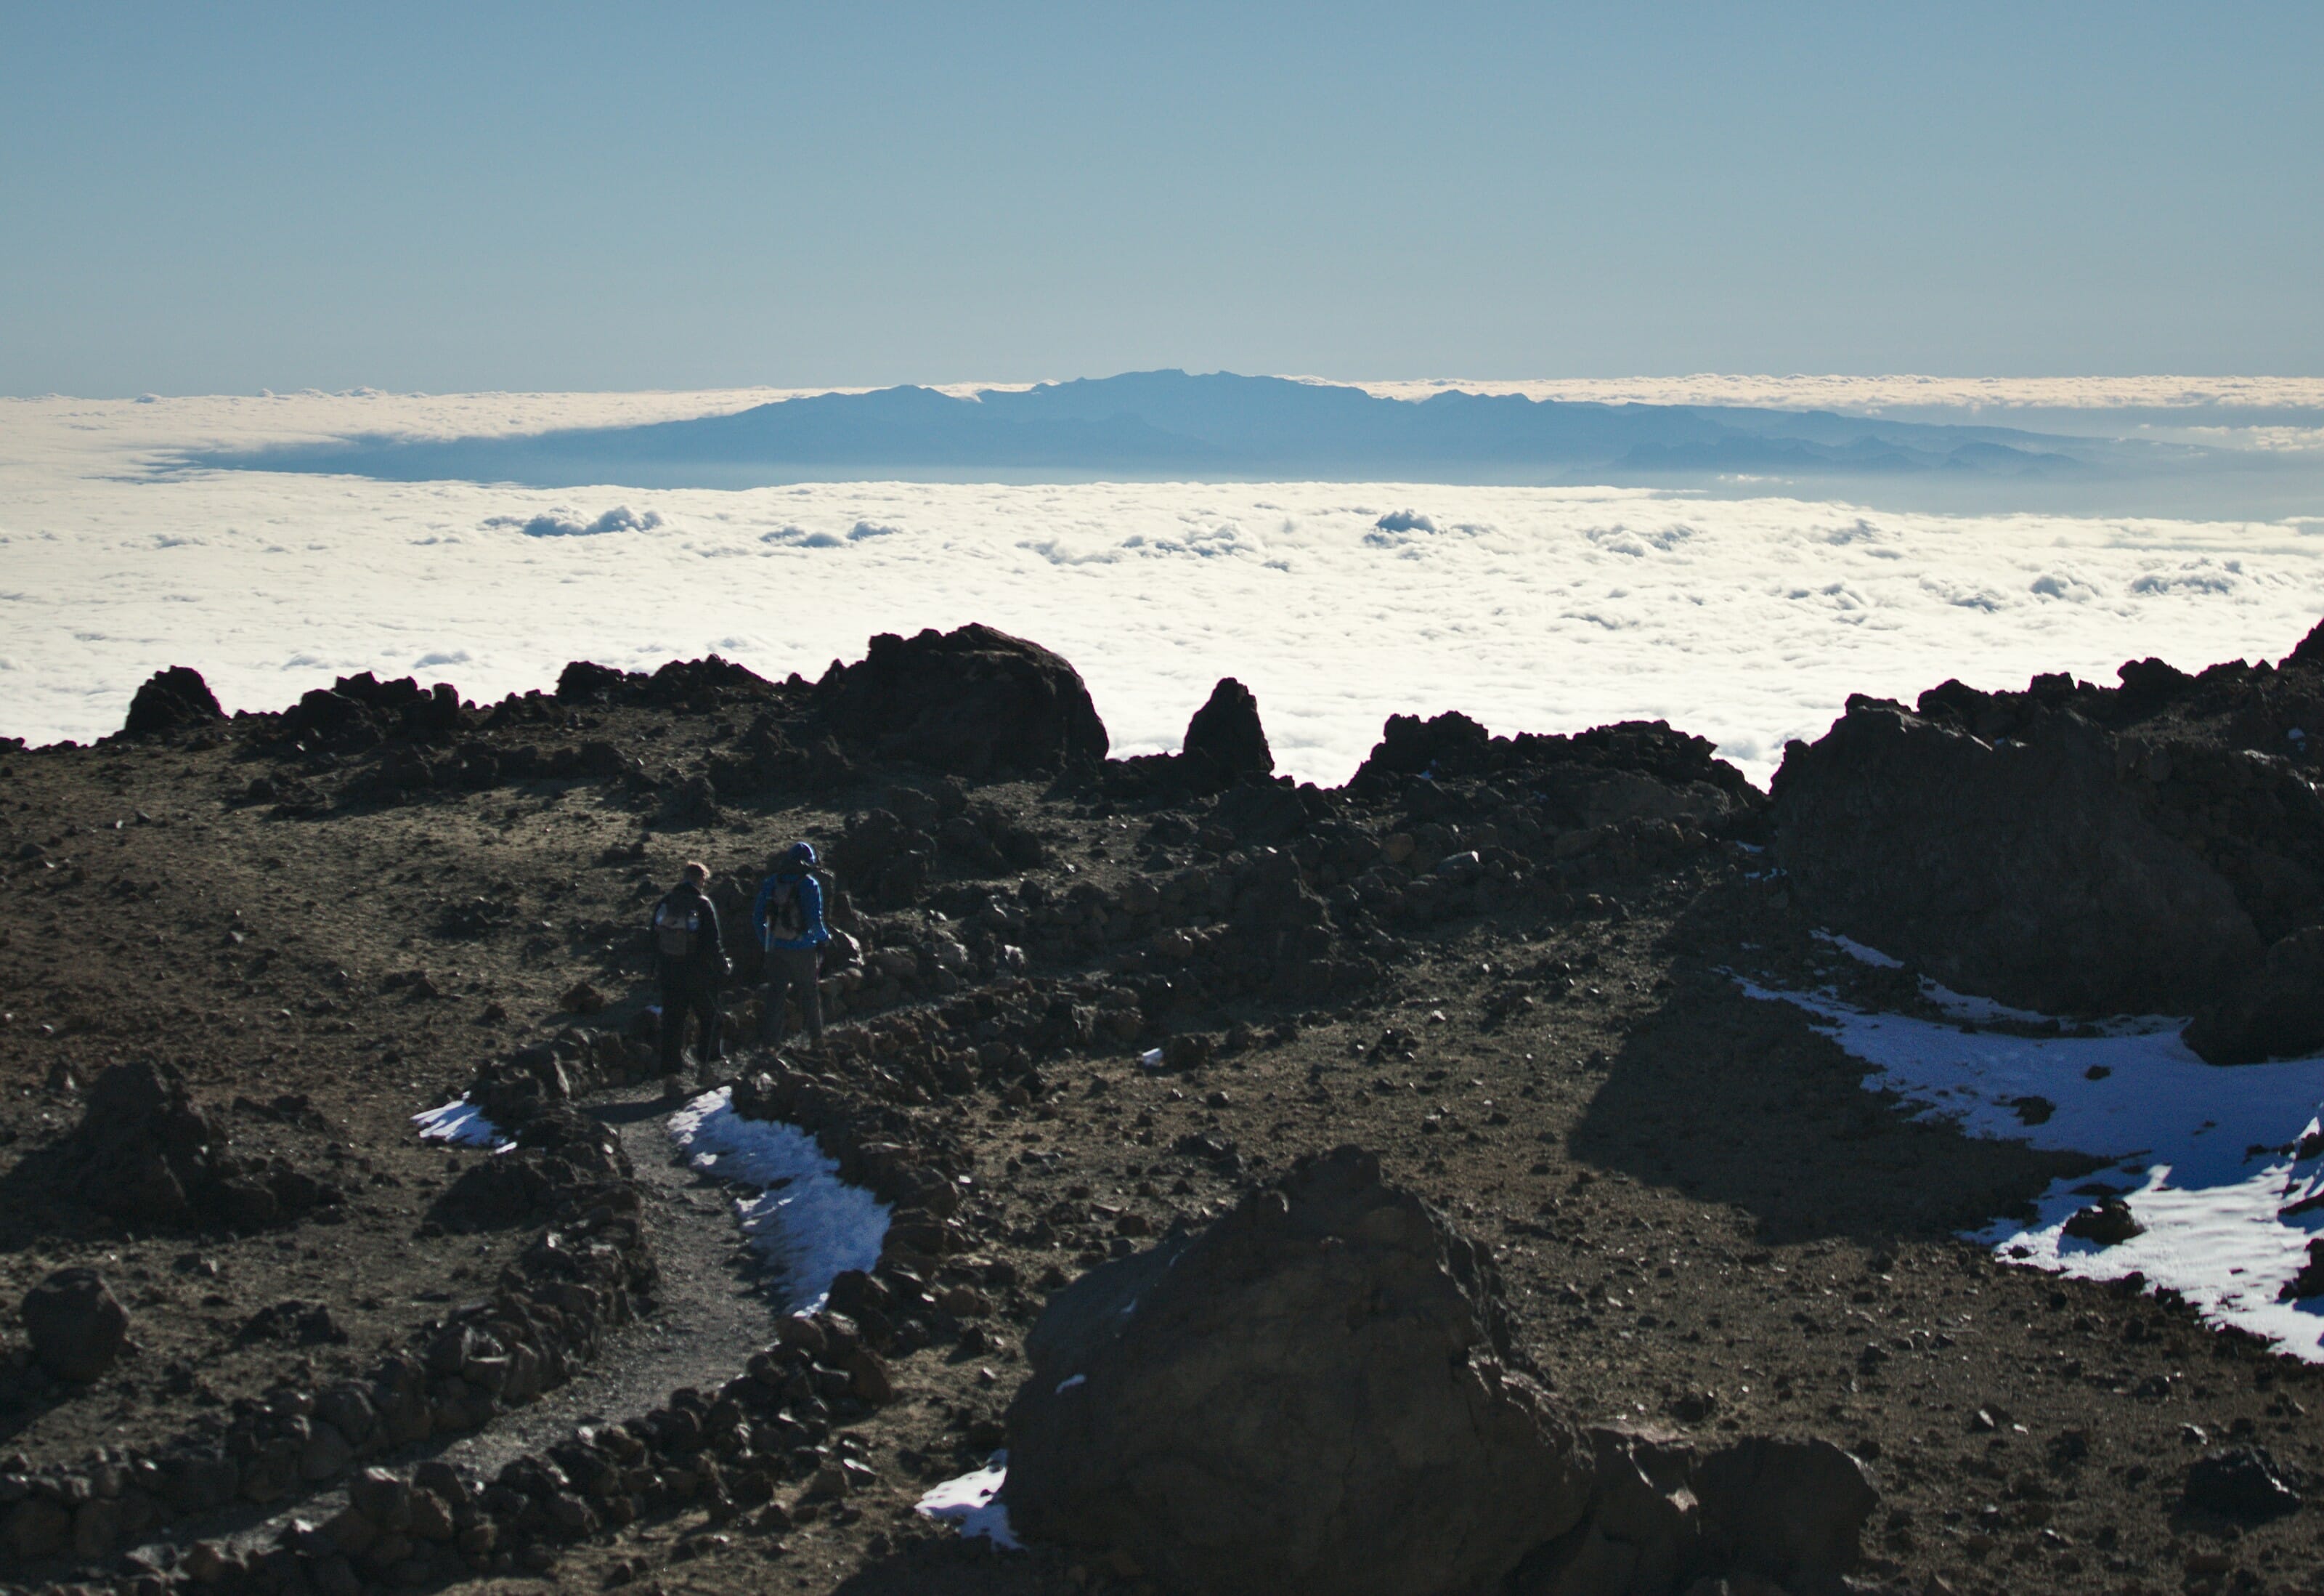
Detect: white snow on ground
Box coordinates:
(664, 1087, 890, 1314)
(411, 1098, 509, 1149)
(916, 1453, 1021, 1550)
(1737, 968, 2324, 1359)
(6, 389, 2324, 786)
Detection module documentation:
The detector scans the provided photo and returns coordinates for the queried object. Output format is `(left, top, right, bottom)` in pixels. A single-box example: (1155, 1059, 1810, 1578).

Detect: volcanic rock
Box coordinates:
(1512, 1427, 1878, 1595)
(999, 1145, 1593, 1596)
(123, 666, 225, 735)
(279, 671, 465, 750)
(2062, 1196, 2145, 1247)
(1770, 698, 2261, 1013)
(1182, 676, 1274, 781)
(1349, 713, 1761, 838)
(22, 1267, 129, 1382)
(811, 623, 1108, 778)
(2185, 925, 2324, 1064)
(50, 1061, 341, 1231)
(554, 660, 636, 702)
(1691, 1435, 1880, 1586)
(2184, 1446, 2303, 1522)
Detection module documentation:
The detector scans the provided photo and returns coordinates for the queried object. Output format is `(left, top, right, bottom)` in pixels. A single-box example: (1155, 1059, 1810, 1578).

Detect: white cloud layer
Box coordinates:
(3, 394, 2320, 787)
(1320, 374, 2324, 415)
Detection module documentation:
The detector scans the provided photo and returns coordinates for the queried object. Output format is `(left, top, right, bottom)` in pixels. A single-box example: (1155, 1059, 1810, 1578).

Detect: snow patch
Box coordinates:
(1737, 967, 2324, 1358)
(665, 1087, 890, 1313)
(917, 1454, 1021, 1550)
(411, 1097, 509, 1150)
(1813, 930, 1902, 970)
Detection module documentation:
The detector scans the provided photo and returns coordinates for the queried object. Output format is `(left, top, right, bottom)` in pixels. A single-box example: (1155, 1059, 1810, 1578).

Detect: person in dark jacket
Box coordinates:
(651, 861, 728, 1072)
(753, 841, 831, 1048)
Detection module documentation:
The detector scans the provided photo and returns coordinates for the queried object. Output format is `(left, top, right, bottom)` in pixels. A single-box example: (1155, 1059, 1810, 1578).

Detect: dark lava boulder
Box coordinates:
(811, 624, 1108, 779)
(22, 1268, 129, 1382)
(1515, 1427, 1879, 1596)
(1691, 1435, 1880, 1586)
(1182, 676, 1274, 781)
(555, 660, 639, 702)
(2185, 1445, 2302, 1522)
(999, 1145, 1593, 1596)
(2186, 925, 2324, 1064)
(1770, 698, 2261, 1014)
(123, 666, 225, 735)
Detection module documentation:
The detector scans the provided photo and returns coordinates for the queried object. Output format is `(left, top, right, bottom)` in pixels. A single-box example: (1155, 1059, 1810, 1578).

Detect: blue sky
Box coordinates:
(4, 3, 2320, 395)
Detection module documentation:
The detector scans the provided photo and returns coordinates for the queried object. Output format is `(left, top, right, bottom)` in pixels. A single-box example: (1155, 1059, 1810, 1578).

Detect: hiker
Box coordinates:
(651, 861, 728, 1072)
(754, 841, 831, 1048)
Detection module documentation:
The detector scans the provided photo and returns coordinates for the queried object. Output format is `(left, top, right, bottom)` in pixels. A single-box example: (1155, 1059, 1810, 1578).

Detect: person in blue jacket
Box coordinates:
(754, 841, 831, 1048)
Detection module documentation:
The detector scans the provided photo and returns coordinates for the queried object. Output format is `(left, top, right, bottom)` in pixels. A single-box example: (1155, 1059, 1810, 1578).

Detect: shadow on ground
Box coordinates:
(1569, 973, 2099, 1244)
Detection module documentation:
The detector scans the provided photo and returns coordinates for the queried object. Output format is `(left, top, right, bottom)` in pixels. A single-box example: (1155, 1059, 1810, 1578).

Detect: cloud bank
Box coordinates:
(3, 394, 2319, 788)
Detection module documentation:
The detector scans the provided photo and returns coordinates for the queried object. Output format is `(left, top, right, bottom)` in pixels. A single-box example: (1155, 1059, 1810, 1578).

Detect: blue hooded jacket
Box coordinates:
(754, 843, 830, 950)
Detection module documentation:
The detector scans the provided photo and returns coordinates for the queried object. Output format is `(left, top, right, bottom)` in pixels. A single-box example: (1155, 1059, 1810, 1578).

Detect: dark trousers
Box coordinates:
(658, 966, 723, 1069)
(760, 944, 824, 1046)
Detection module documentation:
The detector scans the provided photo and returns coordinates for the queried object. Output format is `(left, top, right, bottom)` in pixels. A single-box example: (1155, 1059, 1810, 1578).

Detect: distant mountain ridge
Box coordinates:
(200, 368, 2167, 489)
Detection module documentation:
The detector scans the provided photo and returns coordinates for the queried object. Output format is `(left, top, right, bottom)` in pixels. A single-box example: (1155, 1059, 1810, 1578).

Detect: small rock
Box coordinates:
(2062, 1196, 2143, 1247)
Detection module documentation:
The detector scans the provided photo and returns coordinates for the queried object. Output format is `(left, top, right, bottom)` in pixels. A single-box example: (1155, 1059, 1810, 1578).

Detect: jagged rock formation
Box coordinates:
(1182, 676, 1274, 782)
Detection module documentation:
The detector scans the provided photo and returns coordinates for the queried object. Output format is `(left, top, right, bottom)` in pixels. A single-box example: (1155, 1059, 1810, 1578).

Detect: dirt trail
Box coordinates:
(137, 1079, 781, 1557)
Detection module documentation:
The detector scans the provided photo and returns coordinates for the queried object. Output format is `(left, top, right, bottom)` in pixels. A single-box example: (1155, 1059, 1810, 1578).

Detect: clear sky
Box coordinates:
(4, 2, 2320, 396)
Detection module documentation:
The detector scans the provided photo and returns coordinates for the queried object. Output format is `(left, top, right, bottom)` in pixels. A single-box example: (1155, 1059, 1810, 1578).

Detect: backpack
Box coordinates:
(653, 898, 699, 959)
(763, 869, 836, 945)
(764, 878, 806, 941)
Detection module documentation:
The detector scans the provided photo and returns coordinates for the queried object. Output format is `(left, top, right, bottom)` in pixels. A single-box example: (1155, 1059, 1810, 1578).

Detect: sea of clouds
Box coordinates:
(2, 389, 2321, 787)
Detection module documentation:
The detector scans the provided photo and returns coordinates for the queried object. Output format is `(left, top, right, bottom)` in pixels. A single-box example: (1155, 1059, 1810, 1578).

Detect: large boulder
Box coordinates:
(23, 1268, 129, 1382)
(811, 624, 1108, 779)
(1770, 699, 2262, 1014)
(999, 1146, 1593, 1596)
(124, 666, 225, 735)
(2185, 925, 2324, 1064)
(1514, 1427, 1879, 1596)
(1182, 676, 1275, 782)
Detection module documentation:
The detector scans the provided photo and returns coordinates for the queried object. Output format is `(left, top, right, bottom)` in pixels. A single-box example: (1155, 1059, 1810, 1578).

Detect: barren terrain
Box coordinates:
(7, 628, 2324, 1596)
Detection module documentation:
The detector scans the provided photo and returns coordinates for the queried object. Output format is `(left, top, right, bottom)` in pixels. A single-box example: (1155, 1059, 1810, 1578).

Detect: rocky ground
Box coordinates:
(7, 625, 2324, 1596)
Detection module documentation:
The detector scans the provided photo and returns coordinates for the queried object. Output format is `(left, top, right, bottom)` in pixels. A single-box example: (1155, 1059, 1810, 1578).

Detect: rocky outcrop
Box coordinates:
(810, 624, 1108, 779)
(1771, 699, 2263, 1015)
(1182, 676, 1274, 782)
(280, 672, 466, 750)
(123, 666, 224, 735)
(999, 1146, 1595, 1596)
(1349, 713, 1763, 838)
(46, 1061, 344, 1231)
